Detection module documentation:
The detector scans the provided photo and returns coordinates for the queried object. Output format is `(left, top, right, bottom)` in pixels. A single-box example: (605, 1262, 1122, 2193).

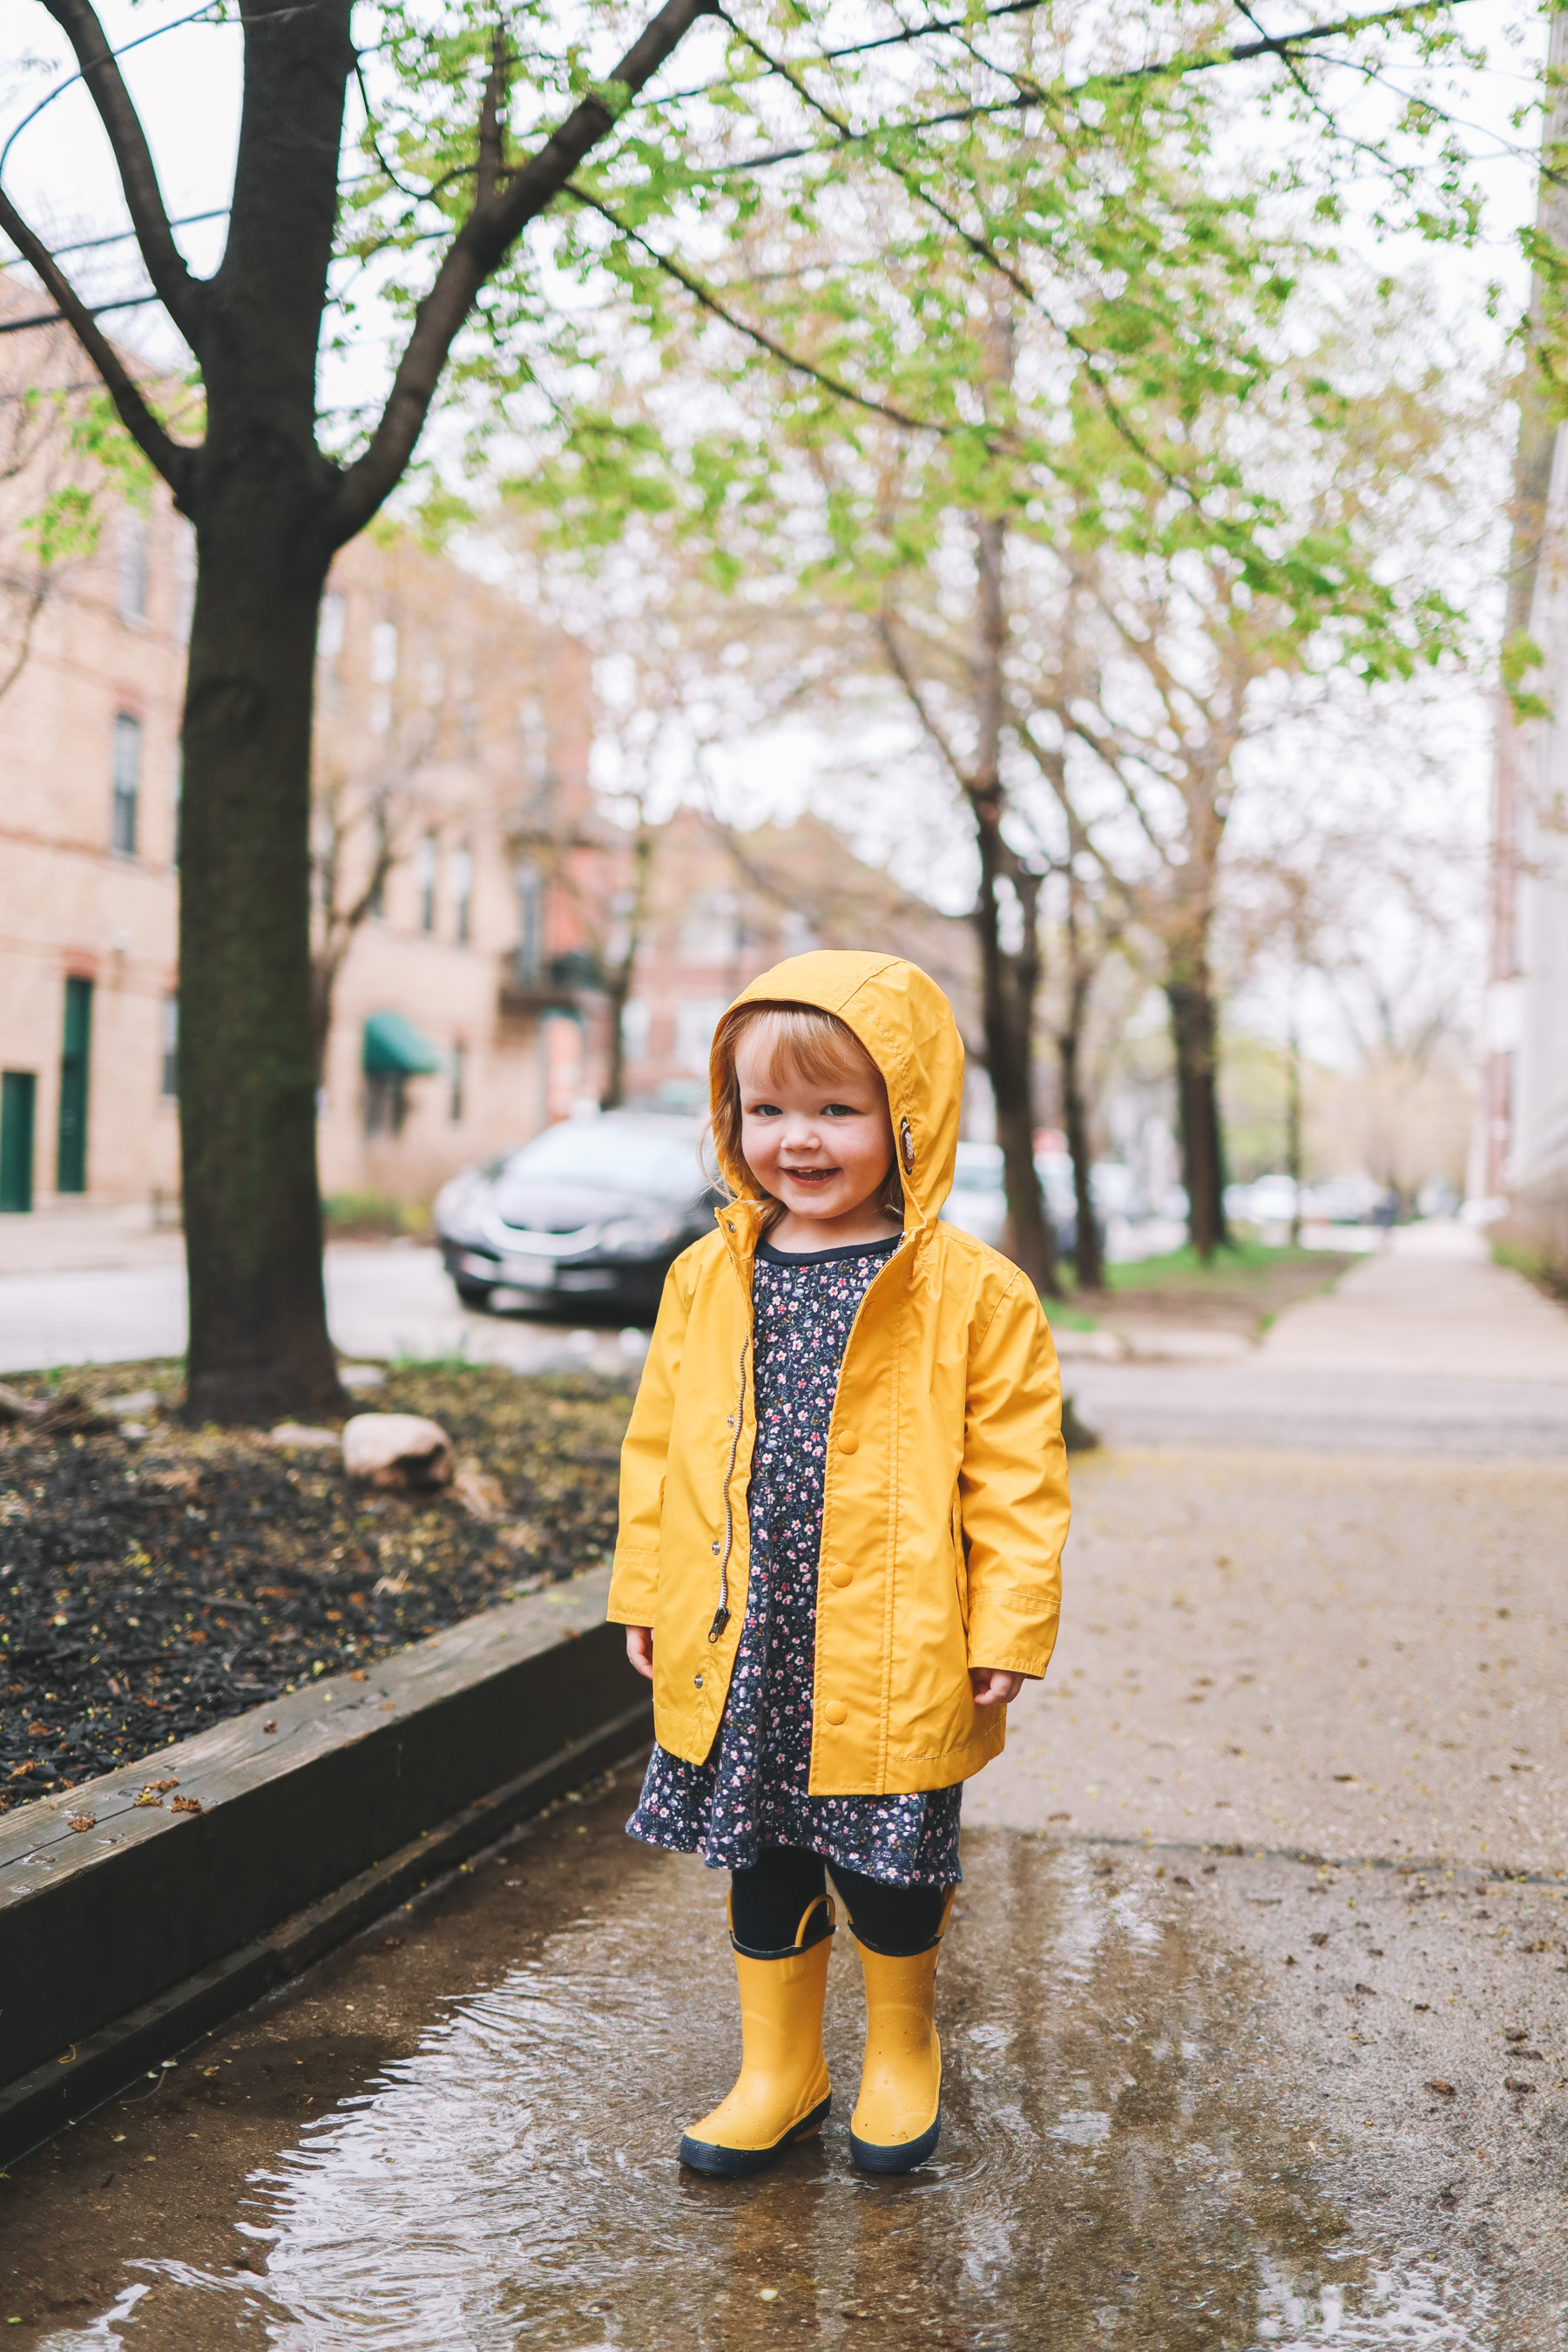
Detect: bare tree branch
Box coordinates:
(330, 0, 719, 543)
(0, 192, 195, 501)
(39, 0, 208, 351)
(567, 186, 949, 434)
(476, 24, 508, 210)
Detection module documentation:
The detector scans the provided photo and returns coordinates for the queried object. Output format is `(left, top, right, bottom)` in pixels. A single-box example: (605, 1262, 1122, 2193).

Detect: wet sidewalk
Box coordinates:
(1066, 1223, 1568, 1456)
(7, 1767, 1562, 2352)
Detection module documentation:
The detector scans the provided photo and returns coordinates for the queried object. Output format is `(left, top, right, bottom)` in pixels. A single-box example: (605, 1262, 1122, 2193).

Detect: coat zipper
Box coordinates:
(707, 1329, 750, 1643)
(706, 1219, 918, 1647)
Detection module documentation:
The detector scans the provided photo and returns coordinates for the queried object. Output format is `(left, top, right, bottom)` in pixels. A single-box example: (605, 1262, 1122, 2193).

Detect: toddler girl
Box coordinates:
(608, 950, 1069, 2175)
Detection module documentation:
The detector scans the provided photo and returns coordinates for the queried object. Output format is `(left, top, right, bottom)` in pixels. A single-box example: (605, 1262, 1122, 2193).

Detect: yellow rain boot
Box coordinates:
(679, 1895, 835, 2178)
(848, 1889, 956, 2175)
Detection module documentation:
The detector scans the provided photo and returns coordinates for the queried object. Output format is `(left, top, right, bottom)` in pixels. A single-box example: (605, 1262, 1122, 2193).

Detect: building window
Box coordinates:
(116, 508, 149, 625)
(111, 713, 141, 855)
(416, 832, 437, 934)
(364, 1071, 408, 1137)
(514, 860, 542, 983)
(172, 517, 195, 640)
(317, 587, 345, 713)
(160, 995, 179, 1101)
(621, 998, 652, 1066)
(449, 1039, 466, 1125)
(319, 589, 346, 661)
(369, 619, 398, 682)
(674, 997, 727, 1073)
(452, 843, 473, 944)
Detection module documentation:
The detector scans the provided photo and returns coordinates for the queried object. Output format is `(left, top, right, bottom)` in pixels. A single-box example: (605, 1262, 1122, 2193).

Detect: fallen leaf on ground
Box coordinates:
(1426, 2079, 1456, 2097)
(65, 1814, 95, 1832)
(171, 1794, 203, 1815)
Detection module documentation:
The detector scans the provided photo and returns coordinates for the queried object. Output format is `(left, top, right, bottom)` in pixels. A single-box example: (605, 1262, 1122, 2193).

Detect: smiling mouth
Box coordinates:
(781, 1166, 838, 1186)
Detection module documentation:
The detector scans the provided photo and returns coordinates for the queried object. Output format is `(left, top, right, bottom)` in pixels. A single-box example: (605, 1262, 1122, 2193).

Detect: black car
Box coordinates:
(434, 1111, 718, 1319)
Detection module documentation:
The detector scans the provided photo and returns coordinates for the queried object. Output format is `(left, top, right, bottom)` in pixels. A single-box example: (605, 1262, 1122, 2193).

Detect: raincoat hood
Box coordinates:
(708, 950, 963, 1232)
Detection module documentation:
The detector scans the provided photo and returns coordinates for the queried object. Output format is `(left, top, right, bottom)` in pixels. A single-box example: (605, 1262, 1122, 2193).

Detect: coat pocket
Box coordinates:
(950, 1489, 970, 1632)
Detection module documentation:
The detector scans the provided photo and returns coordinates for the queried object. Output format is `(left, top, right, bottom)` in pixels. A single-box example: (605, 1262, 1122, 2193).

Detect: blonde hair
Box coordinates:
(711, 1001, 904, 1232)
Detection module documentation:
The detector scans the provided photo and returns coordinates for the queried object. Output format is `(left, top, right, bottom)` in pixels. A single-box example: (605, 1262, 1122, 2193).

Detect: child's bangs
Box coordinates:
(733, 1004, 870, 1089)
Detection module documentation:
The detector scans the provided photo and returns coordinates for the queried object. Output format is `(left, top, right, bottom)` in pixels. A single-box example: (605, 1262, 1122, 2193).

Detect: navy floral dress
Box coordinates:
(627, 1233, 963, 1888)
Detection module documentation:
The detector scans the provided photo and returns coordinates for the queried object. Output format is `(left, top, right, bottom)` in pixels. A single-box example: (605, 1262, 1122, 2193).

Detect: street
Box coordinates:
(1, 1225, 1565, 2346)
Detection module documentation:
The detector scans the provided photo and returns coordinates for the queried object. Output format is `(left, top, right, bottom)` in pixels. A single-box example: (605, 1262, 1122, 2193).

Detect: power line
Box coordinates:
(0, 291, 163, 338)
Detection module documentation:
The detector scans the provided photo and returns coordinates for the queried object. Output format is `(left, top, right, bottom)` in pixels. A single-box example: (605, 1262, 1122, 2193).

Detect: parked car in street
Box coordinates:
(434, 1111, 718, 1319)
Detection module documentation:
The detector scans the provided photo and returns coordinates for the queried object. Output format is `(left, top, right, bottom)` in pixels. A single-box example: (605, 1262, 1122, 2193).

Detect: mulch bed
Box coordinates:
(0, 1362, 633, 1808)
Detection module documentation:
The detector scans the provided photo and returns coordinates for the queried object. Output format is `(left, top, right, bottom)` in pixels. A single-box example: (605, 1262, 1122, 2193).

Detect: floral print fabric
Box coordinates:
(627, 1233, 962, 1887)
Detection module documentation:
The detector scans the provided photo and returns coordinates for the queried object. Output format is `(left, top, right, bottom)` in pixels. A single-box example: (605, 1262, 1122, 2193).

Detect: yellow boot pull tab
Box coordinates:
(794, 1894, 836, 1949)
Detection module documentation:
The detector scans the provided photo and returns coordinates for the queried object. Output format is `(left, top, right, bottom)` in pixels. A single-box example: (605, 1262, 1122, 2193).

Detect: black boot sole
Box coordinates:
(678, 2094, 832, 2178)
(848, 2112, 941, 2175)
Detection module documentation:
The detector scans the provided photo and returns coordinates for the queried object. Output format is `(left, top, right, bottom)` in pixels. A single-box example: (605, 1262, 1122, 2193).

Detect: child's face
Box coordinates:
(734, 1030, 897, 1230)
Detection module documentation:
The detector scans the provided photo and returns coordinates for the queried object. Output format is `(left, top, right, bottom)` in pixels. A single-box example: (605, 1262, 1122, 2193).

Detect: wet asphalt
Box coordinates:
(3, 1449, 1566, 2350)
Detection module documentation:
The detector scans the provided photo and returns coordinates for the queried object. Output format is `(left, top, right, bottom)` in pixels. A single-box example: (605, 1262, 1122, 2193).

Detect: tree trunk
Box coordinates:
(1166, 951, 1229, 1261)
(970, 511, 1058, 1300)
(1059, 968, 1103, 1291)
(181, 504, 343, 1422)
(601, 821, 654, 1110)
(177, 0, 355, 1423)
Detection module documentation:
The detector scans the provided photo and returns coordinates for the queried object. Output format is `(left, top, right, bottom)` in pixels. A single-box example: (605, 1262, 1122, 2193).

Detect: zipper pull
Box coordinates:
(706, 1605, 731, 1644)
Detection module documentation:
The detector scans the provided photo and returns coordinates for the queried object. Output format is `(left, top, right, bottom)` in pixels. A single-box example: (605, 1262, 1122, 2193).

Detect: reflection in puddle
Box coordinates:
(44, 1835, 1490, 2351)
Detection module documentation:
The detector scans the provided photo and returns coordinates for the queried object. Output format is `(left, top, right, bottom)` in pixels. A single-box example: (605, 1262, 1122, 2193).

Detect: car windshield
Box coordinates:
(502, 1120, 706, 1200)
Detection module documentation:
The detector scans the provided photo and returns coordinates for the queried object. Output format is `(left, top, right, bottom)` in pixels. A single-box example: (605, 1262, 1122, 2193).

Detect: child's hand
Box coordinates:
(970, 1667, 1024, 1708)
(625, 1625, 654, 1681)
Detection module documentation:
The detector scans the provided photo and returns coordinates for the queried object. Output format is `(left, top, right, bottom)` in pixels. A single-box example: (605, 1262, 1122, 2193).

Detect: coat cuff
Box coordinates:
(606, 1545, 659, 1625)
(965, 1602, 1058, 1682)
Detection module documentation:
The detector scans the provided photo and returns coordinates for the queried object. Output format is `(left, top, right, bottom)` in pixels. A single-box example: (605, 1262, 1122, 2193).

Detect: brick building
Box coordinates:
(615, 805, 971, 1108)
(0, 279, 613, 1216)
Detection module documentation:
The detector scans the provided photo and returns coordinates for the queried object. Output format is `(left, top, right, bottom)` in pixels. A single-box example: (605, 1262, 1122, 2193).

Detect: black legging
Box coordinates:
(730, 1843, 950, 1958)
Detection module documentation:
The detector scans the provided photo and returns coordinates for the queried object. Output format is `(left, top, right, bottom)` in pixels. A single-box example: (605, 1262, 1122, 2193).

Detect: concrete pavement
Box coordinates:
(1259, 1219, 1568, 1382)
(1064, 1221, 1568, 1456)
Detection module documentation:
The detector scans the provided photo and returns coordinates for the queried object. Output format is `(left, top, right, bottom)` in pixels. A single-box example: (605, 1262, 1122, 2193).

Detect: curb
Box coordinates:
(0, 1568, 648, 2165)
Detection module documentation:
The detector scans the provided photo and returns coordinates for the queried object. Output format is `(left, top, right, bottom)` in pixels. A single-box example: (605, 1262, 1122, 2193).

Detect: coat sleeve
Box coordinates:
(957, 1271, 1070, 1679)
(605, 1249, 695, 1625)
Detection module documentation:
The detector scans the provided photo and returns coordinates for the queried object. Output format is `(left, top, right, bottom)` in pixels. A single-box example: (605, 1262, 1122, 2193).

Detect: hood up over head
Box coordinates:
(708, 950, 963, 1231)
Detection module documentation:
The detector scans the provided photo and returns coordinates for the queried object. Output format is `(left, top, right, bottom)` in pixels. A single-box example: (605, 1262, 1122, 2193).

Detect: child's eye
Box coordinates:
(747, 1101, 783, 1118)
(821, 1103, 861, 1118)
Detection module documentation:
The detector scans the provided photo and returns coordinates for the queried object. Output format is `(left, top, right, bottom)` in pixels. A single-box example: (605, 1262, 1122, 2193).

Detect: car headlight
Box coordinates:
(597, 1213, 683, 1258)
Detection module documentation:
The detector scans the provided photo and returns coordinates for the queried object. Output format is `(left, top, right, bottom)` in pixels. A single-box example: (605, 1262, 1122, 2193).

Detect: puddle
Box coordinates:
(35, 1824, 1490, 2351)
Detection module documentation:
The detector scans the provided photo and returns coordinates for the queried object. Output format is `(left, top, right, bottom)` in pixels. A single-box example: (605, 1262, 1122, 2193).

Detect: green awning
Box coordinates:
(362, 1010, 443, 1078)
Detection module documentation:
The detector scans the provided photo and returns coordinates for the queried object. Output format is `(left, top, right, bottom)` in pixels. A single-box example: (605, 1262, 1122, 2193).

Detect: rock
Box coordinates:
(339, 1362, 387, 1391)
(102, 1389, 161, 1419)
(342, 1412, 454, 1490)
(268, 1423, 342, 1453)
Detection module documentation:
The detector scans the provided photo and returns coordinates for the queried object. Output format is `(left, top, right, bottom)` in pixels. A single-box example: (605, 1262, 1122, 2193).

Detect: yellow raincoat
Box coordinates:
(606, 950, 1070, 1795)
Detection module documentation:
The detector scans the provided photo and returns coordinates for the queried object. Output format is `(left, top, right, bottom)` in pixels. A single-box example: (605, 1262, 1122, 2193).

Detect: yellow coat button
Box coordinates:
(828, 1562, 853, 1589)
(823, 1700, 848, 1726)
(836, 1429, 859, 1454)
